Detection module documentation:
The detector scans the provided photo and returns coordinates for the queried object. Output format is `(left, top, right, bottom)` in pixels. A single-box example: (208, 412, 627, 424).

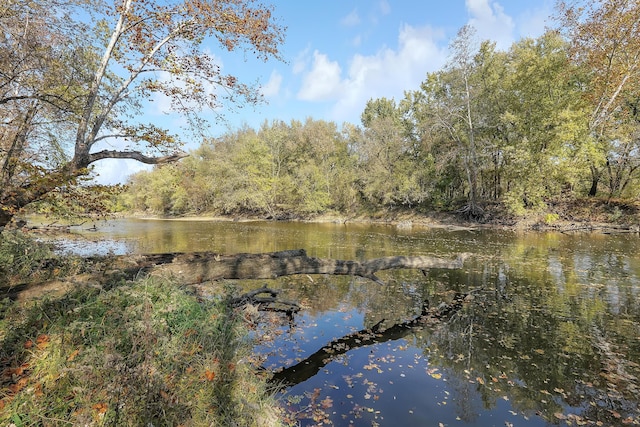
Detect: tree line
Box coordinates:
(124, 5, 640, 219)
(1, 0, 639, 225)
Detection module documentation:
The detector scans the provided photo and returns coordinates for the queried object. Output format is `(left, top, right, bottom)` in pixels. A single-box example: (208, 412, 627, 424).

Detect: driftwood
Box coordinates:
(269, 292, 471, 388)
(116, 248, 470, 285)
(229, 285, 300, 316)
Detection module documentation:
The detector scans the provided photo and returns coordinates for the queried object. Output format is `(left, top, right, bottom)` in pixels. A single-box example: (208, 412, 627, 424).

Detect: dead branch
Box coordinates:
(229, 285, 300, 315)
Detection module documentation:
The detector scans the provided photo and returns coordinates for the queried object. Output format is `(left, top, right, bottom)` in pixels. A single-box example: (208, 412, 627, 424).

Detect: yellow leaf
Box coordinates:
(67, 349, 80, 362)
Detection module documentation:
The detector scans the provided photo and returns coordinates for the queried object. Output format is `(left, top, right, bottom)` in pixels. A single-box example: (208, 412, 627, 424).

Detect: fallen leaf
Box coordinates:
(9, 377, 28, 394)
(36, 334, 50, 349)
(204, 369, 216, 381)
(67, 349, 80, 362)
(320, 397, 333, 409)
(92, 402, 108, 414)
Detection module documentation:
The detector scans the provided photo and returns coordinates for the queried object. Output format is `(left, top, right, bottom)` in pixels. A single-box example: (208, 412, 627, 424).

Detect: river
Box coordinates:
(51, 218, 640, 426)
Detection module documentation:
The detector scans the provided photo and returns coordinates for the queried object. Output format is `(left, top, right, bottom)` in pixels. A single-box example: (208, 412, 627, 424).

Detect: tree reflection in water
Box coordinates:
(253, 267, 640, 426)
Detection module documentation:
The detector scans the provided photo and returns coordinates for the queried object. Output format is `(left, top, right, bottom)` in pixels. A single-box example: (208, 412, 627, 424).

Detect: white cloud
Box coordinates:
(466, 0, 515, 49)
(326, 23, 447, 123)
(297, 51, 343, 101)
(91, 158, 152, 185)
(341, 9, 360, 27)
(378, 0, 391, 16)
(350, 34, 362, 48)
(261, 70, 283, 98)
(292, 46, 311, 75)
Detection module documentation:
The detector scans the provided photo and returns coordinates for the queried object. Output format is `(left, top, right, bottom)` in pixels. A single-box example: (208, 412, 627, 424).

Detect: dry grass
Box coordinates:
(1, 275, 284, 426)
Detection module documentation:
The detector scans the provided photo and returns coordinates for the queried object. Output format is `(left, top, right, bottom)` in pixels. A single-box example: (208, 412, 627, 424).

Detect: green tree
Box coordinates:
(0, 0, 285, 227)
(410, 26, 486, 217)
(358, 97, 430, 208)
(555, 0, 640, 196)
(499, 32, 589, 212)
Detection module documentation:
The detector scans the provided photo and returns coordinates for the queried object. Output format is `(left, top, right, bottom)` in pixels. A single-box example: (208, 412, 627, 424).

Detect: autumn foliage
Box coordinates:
(0, 0, 285, 227)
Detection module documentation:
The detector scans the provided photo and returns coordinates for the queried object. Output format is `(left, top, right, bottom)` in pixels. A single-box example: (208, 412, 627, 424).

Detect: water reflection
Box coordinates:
(63, 219, 640, 425)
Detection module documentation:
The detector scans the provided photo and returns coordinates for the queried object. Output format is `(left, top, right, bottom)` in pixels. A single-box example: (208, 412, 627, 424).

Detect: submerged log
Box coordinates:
(121, 249, 470, 285)
(229, 285, 300, 316)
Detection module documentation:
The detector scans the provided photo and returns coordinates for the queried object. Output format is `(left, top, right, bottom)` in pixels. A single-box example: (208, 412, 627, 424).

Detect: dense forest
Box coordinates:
(123, 23, 640, 220)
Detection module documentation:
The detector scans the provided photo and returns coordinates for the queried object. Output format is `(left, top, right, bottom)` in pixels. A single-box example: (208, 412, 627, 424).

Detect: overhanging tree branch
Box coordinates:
(88, 150, 188, 164)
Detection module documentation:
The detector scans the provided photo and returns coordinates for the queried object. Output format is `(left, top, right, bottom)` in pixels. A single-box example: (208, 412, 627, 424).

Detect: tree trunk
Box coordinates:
(589, 165, 600, 197)
(4, 249, 470, 300)
(96, 249, 469, 286)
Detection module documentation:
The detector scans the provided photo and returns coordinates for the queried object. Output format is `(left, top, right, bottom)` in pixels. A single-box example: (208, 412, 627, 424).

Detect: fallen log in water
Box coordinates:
(115, 249, 470, 285)
(3, 249, 469, 300)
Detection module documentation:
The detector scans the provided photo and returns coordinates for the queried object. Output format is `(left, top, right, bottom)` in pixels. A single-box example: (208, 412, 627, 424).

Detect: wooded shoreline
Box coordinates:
(124, 204, 640, 234)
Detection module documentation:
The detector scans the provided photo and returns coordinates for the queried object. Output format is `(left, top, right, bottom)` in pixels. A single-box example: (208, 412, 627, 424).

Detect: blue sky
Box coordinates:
(93, 0, 555, 184)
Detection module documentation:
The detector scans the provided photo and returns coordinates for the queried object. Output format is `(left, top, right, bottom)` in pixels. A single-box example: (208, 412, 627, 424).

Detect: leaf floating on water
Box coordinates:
(320, 397, 333, 409)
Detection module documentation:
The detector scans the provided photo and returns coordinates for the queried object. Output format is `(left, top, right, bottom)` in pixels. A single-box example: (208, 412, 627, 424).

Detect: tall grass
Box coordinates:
(1, 275, 284, 426)
(0, 230, 55, 285)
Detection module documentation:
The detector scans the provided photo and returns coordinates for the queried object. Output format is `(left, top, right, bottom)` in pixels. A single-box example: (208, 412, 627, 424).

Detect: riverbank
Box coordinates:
(0, 231, 286, 425)
(131, 197, 640, 234)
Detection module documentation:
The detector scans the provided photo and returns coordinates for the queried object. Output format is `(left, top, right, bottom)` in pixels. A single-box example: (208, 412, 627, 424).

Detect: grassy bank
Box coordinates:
(0, 232, 284, 426)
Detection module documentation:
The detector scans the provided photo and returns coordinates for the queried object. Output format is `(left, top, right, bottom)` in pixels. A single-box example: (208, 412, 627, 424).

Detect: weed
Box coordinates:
(544, 213, 560, 225)
(0, 231, 54, 284)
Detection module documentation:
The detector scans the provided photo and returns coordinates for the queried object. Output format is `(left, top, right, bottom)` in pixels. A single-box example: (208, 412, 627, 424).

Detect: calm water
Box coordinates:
(57, 218, 640, 426)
